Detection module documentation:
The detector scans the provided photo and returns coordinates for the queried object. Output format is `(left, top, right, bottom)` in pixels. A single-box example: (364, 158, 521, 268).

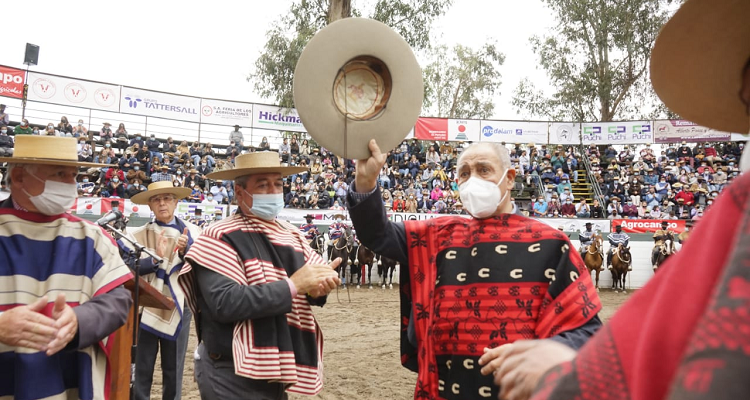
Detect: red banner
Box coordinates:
(414, 117, 448, 140)
(612, 219, 686, 234)
(0, 65, 25, 99)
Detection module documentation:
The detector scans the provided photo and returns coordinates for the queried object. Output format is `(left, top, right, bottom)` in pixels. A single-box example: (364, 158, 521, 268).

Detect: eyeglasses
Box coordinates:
(149, 195, 176, 204)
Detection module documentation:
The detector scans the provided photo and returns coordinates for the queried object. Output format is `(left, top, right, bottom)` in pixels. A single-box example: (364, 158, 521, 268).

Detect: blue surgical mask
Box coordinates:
(243, 189, 284, 221)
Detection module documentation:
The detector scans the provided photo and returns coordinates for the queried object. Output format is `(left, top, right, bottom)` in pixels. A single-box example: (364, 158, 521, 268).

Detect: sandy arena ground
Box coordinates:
(149, 286, 631, 400)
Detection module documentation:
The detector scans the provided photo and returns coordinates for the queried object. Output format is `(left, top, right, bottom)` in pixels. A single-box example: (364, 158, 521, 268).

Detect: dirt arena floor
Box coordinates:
(150, 286, 631, 400)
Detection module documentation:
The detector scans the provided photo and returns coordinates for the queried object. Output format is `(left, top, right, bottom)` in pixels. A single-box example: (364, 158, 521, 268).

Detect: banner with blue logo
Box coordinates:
(252, 103, 306, 132)
(120, 86, 201, 122)
(478, 120, 548, 144)
(581, 120, 653, 145)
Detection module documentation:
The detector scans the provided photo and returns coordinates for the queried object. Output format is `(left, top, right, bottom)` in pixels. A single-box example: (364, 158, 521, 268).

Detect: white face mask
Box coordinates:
(458, 170, 509, 219)
(242, 189, 284, 221)
(23, 171, 78, 215)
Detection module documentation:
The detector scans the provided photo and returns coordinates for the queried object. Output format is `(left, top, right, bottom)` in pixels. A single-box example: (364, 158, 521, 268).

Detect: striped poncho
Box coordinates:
(180, 212, 326, 395)
(0, 206, 133, 400)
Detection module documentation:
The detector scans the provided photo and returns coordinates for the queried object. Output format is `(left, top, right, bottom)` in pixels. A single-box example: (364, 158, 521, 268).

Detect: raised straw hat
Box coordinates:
(206, 152, 306, 181)
(130, 181, 192, 205)
(0, 136, 110, 168)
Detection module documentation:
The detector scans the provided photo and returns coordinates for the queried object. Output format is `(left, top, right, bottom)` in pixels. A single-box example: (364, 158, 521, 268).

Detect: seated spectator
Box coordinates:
(590, 198, 604, 218)
(622, 199, 638, 218)
(560, 198, 576, 218)
(126, 162, 149, 184)
(112, 123, 126, 151)
(151, 165, 173, 183)
(533, 196, 548, 217)
(126, 179, 147, 199)
(209, 182, 228, 204)
(106, 174, 125, 198)
(575, 198, 590, 218)
(649, 205, 664, 219)
(13, 118, 33, 135)
(105, 164, 125, 185)
(559, 187, 574, 203)
(57, 116, 73, 135)
(129, 132, 145, 149)
(77, 138, 93, 162)
(77, 172, 96, 197)
(404, 193, 418, 212)
(72, 119, 88, 138)
(0, 126, 12, 156)
(556, 175, 572, 194)
(607, 198, 623, 217)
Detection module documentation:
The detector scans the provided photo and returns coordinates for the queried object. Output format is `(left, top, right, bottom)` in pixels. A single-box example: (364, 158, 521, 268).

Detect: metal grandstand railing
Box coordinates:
(531, 174, 544, 197)
(580, 145, 605, 205)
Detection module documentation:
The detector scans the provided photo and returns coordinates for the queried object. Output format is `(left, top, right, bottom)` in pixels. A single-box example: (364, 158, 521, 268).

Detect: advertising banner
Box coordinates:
(479, 120, 548, 144)
(200, 99, 254, 126)
(175, 203, 226, 221)
(0, 65, 25, 99)
(581, 121, 653, 145)
(252, 104, 306, 132)
(448, 119, 480, 142)
(414, 117, 448, 140)
(120, 86, 200, 122)
(537, 218, 610, 233)
(612, 218, 686, 234)
(653, 120, 732, 143)
(75, 197, 102, 215)
(548, 122, 581, 145)
(27, 72, 120, 111)
(124, 199, 152, 218)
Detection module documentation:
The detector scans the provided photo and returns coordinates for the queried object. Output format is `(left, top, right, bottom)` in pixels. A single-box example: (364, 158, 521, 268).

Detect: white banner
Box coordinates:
(27, 72, 120, 112)
(448, 119, 481, 142)
(124, 200, 152, 218)
(479, 121, 548, 144)
(581, 121, 653, 145)
(252, 104, 306, 132)
(120, 87, 201, 122)
(548, 123, 581, 145)
(200, 99, 254, 126)
(75, 197, 102, 215)
(536, 218, 610, 233)
(175, 203, 227, 221)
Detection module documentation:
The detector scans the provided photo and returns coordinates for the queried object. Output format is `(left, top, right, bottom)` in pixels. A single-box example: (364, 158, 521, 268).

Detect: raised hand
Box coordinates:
(355, 139, 388, 193)
(156, 230, 169, 258)
(176, 228, 190, 255)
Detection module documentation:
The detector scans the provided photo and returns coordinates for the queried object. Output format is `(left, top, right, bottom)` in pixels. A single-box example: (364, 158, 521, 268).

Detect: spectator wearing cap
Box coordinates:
(151, 165, 173, 183)
(129, 132, 145, 149)
(13, 118, 33, 135)
(677, 140, 694, 167)
(126, 161, 149, 184)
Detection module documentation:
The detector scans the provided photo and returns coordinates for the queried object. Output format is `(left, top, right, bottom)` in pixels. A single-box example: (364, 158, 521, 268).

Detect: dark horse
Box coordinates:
(378, 255, 398, 289)
(652, 232, 675, 272)
(329, 226, 355, 286)
(308, 232, 326, 257)
(355, 244, 377, 288)
(611, 244, 631, 293)
(583, 234, 604, 292)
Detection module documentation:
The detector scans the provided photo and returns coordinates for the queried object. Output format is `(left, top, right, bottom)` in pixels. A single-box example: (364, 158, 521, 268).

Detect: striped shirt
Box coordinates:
(0, 205, 132, 400)
(608, 232, 631, 246)
(180, 212, 325, 395)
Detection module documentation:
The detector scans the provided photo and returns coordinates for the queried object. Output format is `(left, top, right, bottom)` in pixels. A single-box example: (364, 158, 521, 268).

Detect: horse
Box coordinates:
(308, 232, 326, 257)
(611, 244, 632, 293)
(652, 232, 676, 272)
(355, 244, 377, 289)
(378, 255, 398, 289)
(583, 234, 604, 292)
(329, 226, 355, 286)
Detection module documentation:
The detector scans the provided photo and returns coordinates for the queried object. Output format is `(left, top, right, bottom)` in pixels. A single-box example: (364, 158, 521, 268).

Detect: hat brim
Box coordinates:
(206, 166, 307, 181)
(0, 157, 112, 168)
(650, 0, 750, 133)
(130, 186, 192, 205)
(294, 18, 423, 160)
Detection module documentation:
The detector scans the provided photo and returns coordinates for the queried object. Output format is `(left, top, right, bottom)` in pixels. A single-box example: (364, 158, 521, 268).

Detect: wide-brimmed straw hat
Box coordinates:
(0, 136, 110, 168)
(206, 152, 307, 180)
(130, 181, 192, 205)
(293, 18, 423, 160)
(650, 0, 750, 133)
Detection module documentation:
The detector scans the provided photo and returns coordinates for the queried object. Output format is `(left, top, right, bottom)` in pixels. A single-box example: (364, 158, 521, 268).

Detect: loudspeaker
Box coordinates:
(24, 43, 39, 66)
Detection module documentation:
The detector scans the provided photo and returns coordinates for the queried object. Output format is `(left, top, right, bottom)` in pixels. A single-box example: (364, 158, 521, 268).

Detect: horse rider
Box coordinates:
(300, 214, 320, 244)
(327, 213, 348, 257)
(607, 224, 631, 271)
(652, 220, 675, 266)
(578, 222, 599, 260)
(191, 208, 207, 229)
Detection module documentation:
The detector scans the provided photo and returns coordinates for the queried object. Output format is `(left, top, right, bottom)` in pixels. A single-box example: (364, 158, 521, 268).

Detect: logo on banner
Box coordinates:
(32, 77, 56, 99)
(123, 94, 198, 116)
(124, 95, 143, 108)
(64, 82, 87, 103)
(454, 123, 468, 140)
(95, 88, 117, 108)
(556, 124, 574, 142)
(257, 110, 301, 126)
(201, 105, 213, 116)
(482, 125, 513, 137)
(0, 68, 24, 98)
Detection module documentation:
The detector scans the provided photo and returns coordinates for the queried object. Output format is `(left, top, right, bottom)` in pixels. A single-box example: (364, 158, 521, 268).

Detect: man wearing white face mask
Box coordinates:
(0, 135, 133, 399)
(347, 139, 602, 400)
(180, 152, 341, 399)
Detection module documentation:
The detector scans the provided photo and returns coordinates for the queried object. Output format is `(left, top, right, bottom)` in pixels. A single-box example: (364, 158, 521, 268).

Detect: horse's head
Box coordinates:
(343, 225, 354, 246)
(621, 246, 632, 260)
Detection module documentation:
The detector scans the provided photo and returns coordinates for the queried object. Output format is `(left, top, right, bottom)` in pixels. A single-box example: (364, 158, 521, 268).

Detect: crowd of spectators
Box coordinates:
(0, 109, 744, 221)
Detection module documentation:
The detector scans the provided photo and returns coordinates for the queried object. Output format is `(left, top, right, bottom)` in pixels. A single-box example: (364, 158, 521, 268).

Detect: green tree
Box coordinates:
(250, 0, 452, 109)
(422, 43, 505, 119)
(512, 0, 671, 122)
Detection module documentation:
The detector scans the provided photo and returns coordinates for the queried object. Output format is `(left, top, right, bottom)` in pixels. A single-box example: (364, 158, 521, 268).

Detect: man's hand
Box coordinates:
(0, 297, 57, 352)
(478, 339, 577, 400)
(290, 258, 342, 295)
(176, 228, 189, 255)
(47, 294, 78, 356)
(155, 230, 169, 258)
(355, 139, 388, 193)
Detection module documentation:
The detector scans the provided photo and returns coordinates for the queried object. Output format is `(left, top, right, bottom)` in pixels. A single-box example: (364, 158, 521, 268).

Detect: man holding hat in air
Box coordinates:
(128, 181, 202, 400)
(483, 0, 750, 398)
(0, 136, 133, 399)
(179, 152, 340, 399)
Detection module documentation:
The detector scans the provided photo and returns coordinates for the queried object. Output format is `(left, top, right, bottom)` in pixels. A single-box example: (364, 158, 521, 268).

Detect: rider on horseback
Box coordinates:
(300, 214, 320, 244)
(327, 213, 347, 257)
(607, 224, 631, 271)
(652, 220, 675, 266)
(578, 222, 600, 260)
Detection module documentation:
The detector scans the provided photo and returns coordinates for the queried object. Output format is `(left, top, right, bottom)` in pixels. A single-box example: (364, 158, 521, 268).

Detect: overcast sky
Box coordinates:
(1, 0, 555, 120)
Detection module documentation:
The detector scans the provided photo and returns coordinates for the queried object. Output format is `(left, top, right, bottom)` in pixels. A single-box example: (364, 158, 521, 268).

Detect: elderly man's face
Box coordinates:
(12, 164, 78, 197)
(148, 194, 178, 224)
(236, 172, 283, 212)
(456, 145, 515, 188)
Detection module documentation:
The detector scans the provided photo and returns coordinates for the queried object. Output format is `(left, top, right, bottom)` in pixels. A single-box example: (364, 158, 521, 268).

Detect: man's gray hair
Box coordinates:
(235, 175, 251, 190)
(5, 163, 38, 186)
(457, 142, 511, 170)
